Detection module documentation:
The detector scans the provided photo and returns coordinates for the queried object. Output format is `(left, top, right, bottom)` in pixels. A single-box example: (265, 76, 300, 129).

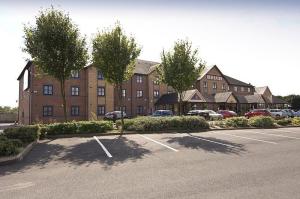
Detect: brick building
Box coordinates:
(18, 61, 287, 124)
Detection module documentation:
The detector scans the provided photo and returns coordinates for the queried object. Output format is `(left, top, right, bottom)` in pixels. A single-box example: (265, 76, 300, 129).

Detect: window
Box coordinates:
(97, 105, 105, 115)
(119, 106, 126, 113)
(71, 70, 79, 78)
(137, 106, 144, 115)
(122, 89, 126, 98)
(207, 75, 222, 81)
(71, 106, 80, 116)
(137, 90, 143, 98)
(234, 86, 238, 92)
(203, 81, 207, 88)
(97, 87, 105, 96)
(154, 90, 159, 98)
(43, 106, 53, 117)
(71, 86, 79, 96)
(136, 75, 143, 83)
(43, 85, 53, 95)
(153, 77, 159, 85)
(228, 86, 230, 91)
(248, 87, 251, 92)
(97, 71, 104, 80)
(222, 84, 226, 90)
(213, 82, 217, 89)
(241, 87, 245, 92)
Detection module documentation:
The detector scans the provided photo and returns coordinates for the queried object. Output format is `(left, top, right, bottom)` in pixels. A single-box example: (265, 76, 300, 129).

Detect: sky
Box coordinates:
(1, 0, 300, 107)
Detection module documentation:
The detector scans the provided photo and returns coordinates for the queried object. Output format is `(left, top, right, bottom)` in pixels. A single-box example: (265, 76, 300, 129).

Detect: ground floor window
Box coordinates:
(97, 105, 105, 116)
(43, 106, 53, 117)
(71, 106, 80, 116)
(137, 106, 144, 115)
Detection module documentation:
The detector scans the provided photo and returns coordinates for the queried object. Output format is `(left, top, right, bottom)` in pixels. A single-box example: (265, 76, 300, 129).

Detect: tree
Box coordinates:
(23, 7, 88, 122)
(158, 40, 205, 115)
(0, 106, 17, 114)
(92, 23, 141, 133)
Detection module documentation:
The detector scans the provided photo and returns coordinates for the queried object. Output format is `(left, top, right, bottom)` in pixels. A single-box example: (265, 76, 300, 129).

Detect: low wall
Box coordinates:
(0, 113, 17, 123)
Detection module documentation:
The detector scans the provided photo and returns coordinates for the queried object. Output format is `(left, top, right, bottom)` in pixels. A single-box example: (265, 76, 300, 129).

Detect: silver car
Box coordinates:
(269, 109, 287, 118)
(202, 110, 223, 120)
(104, 111, 127, 120)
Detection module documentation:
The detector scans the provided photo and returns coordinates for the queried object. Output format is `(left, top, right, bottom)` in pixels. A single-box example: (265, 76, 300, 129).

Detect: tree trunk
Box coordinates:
(179, 93, 183, 116)
(118, 84, 124, 134)
(60, 80, 67, 122)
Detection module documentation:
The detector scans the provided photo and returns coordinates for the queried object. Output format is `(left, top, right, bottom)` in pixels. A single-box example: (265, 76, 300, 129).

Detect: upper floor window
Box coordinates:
(203, 81, 208, 88)
(71, 106, 80, 116)
(153, 78, 159, 85)
(213, 82, 217, 89)
(136, 75, 143, 83)
(207, 75, 222, 81)
(137, 90, 143, 98)
(248, 87, 251, 92)
(43, 106, 53, 117)
(122, 89, 126, 98)
(97, 71, 104, 80)
(43, 85, 53, 95)
(71, 86, 79, 96)
(154, 90, 159, 98)
(97, 87, 105, 96)
(97, 105, 105, 115)
(71, 70, 79, 78)
(234, 86, 238, 92)
(222, 84, 226, 90)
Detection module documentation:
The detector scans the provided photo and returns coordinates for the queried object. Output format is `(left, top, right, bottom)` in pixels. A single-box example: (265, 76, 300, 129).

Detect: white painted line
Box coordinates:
(188, 134, 240, 148)
(245, 131, 300, 140)
(139, 134, 178, 152)
(274, 129, 300, 134)
(0, 182, 34, 192)
(93, 136, 113, 158)
(214, 131, 278, 145)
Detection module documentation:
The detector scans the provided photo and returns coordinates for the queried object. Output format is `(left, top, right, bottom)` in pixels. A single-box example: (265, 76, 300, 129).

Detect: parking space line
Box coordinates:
(93, 136, 113, 158)
(188, 133, 241, 148)
(214, 132, 278, 145)
(244, 131, 300, 140)
(138, 134, 179, 152)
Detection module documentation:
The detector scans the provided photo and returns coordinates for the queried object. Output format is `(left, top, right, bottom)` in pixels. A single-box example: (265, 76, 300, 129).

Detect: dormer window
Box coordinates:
(71, 70, 79, 78)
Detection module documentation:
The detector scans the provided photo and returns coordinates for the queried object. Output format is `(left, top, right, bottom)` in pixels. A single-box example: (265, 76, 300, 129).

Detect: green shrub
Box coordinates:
(0, 136, 22, 156)
(276, 119, 292, 126)
(225, 117, 248, 127)
(3, 125, 40, 143)
(248, 116, 275, 128)
(292, 117, 300, 126)
(121, 116, 209, 132)
(43, 121, 113, 136)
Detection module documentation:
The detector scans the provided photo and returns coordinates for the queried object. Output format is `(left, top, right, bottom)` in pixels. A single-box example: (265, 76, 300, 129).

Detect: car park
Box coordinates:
(104, 111, 127, 121)
(282, 109, 295, 118)
(293, 110, 300, 117)
(152, 110, 173, 117)
(217, 110, 237, 119)
(268, 109, 288, 118)
(244, 109, 271, 118)
(187, 110, 209, 119)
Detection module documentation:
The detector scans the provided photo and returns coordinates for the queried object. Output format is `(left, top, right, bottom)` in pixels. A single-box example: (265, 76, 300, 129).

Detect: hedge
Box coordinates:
(276, 119, 292, 126)
(0, 136, 22, 156)
(248, 116, 275, 128)
(42, 121, 113, 136)
(225, 117, 248, 127)
(3, 125, 40, 144)
(292, 117, 300, 126)
(117, 116, 209, 132)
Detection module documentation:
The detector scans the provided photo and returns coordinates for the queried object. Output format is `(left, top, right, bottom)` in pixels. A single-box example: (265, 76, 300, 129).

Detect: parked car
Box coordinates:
(104, 111, 127, 121)
(282, 109, 294, 118)
(293, 110, 300, 117)
(244, 109, 271, 118)
(268, 109, 288, 118)
(217, 110, 237, 119)
(152, 110, 173, 117)
(187, 110, 209, 119)
(201, 110, 223, 120)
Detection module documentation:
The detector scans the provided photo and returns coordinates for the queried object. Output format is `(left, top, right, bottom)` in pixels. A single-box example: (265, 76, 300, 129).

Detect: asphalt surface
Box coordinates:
(0, 127, 300, 199)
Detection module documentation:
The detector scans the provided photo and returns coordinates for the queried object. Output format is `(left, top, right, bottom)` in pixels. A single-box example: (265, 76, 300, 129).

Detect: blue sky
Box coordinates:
(1, 0, 300, 107)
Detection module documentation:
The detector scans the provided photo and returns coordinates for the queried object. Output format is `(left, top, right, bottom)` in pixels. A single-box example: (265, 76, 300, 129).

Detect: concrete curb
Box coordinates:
(0, 141, 36, 166)
(42, 125, 300, 139)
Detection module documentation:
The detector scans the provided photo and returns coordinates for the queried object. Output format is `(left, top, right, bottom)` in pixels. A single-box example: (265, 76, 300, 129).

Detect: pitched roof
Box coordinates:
(223, 75, 253, 87)
(214, 92, 234, 103)
(17, 61, 33, 80)
(155, 89, 205, 105)
(271, 95, 288, 104)
(134, 59, 159, 74)
(245, 94, 266, 104)
(197, 65, 225, 81)
(255, 86, 268, 94)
